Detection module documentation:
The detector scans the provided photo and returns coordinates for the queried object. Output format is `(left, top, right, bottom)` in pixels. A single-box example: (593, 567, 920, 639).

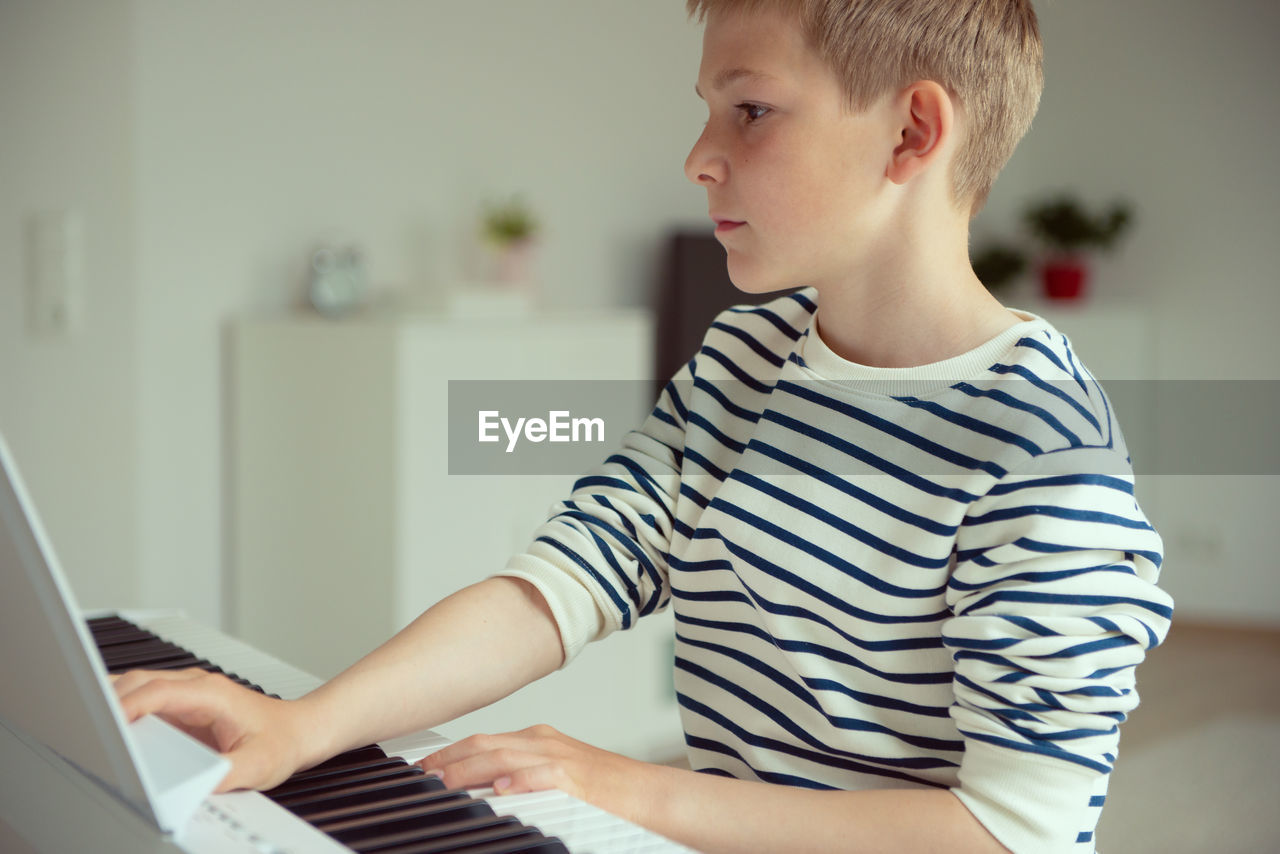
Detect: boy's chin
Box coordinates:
(724, 258, 798, 296)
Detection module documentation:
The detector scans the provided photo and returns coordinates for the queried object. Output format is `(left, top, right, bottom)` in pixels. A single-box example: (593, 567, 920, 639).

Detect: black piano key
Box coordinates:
(300, 786, 464, 826)
(105, 654, 205, 675)
(304, 744, 389, 772)
(331, 807, 515, 848)
(282, 774, 447, 815)
(264, 763, 422, 800)
(92, 628, 162, 647)
(348, 816, 529, 853)
(98, 639, 175, 661)
(273, 755, 404, 787)
(384, 831, 569, 854)
(319, 796, 501, 837)
(86, 615, 138, 632)
(102, 646, 198, 669)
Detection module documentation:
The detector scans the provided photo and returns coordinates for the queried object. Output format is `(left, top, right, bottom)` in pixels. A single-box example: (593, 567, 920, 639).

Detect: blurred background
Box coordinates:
(1, 1, 1277, 851)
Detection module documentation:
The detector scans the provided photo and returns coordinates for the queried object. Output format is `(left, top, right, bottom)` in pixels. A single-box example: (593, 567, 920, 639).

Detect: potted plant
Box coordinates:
(1023, 196, 1132, 300)
(481, 196, 540, 286)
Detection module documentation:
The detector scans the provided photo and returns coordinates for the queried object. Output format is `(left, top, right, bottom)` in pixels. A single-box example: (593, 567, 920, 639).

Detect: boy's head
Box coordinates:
(686, 0, 1043, 217)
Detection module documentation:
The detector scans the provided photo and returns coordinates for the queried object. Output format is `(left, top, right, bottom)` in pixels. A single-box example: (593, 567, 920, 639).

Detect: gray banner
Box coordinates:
(447, 380, 1280, 476)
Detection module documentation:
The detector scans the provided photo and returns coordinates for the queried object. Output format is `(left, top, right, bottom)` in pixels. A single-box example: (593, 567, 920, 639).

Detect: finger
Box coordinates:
(493, 762, 582, 799)
(418, 729, 568, 774)
(217, 740, 291, 794)
(111, 667, 207, 699)
(422, 747, 549, 790)
(117, 673, 237, 736)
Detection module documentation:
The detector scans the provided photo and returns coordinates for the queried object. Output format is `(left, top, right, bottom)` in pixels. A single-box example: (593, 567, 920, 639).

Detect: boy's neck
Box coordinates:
(811, 206, 1021, 370)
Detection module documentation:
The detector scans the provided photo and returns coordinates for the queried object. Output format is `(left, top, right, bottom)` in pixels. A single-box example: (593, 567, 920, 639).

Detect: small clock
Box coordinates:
(308, 247, 366, 317)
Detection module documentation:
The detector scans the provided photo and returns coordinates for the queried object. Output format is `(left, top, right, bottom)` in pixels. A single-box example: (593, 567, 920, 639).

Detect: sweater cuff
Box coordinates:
(952, 738, 1102, 854)
(495, 552, 607, 666)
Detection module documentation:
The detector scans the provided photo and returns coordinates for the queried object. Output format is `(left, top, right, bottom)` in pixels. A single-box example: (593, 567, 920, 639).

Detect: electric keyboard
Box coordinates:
(74, 611, 695, 854)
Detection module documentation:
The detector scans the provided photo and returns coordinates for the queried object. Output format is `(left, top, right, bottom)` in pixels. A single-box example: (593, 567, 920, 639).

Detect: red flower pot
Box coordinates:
(1041, 259, 1089, 301)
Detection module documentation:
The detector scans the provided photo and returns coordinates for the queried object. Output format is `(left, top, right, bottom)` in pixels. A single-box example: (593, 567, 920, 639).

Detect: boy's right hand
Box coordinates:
(112, 668, 321, 793)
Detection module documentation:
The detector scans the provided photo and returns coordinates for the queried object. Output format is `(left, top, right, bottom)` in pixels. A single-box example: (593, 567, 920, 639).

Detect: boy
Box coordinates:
(115, 2, 1172, 852)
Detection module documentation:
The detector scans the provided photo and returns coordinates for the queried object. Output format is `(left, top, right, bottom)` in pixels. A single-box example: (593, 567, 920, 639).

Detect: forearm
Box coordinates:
(640, 764, 1008, 854)
(295, 576, 564, 767)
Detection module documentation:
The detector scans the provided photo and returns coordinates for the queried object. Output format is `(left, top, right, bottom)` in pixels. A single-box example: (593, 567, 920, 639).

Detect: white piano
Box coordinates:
(0, 610, 695, 854)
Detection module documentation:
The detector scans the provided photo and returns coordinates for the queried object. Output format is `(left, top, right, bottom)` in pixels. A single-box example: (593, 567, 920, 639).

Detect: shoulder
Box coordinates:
(692, 288, 816, 377)
(973, 318, 1131, 469)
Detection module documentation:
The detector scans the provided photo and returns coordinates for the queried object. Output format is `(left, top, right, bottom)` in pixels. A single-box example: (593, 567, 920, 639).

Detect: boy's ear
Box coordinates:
(886, 80, 954, 186)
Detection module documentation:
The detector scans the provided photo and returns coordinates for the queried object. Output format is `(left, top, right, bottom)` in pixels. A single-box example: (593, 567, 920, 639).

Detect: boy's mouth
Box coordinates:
(713, 218, 746, 234)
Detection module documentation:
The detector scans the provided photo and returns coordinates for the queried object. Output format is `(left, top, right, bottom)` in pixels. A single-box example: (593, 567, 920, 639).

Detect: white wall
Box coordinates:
(978, 0, 1280, 625)
(129, 0, 707, 624)
(0, 0, 139, 610)
(1, 0, 1276, 629)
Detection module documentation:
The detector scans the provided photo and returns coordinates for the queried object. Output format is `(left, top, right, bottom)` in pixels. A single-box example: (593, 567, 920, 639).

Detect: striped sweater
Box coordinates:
(499, 289, 1173, 854)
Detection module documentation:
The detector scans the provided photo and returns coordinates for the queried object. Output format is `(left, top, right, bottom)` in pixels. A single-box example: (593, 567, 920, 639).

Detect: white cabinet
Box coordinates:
(230, 309, 685, 760)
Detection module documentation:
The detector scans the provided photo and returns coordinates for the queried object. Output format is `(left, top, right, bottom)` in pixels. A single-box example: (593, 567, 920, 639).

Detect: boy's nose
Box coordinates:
(684, 127, 725, 186)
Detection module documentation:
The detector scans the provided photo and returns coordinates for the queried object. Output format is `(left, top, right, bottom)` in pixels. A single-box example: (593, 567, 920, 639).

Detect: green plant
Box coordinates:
(1023, 196, 1133, 255)
(482, 196, 539, 246)
(970, 243, 1027, 292)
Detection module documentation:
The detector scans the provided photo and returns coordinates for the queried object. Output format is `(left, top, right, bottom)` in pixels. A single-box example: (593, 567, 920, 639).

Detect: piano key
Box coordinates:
(282, 774, 450, 815)
(367, 826, 560, 854)
(434, 835, 568, 854)
(92, 628, 162, 647)
(108, 612, 695, 853)
(102, 646, 200, 669)
(306, 744, 395, 772)
(313, 793, 478, 831)
(278, 755, 406, 786)
(335, 812, 522, 850)
(265, 763, 427, 800)
(97, 637, 174, 659)
(105, 654, 206, 675)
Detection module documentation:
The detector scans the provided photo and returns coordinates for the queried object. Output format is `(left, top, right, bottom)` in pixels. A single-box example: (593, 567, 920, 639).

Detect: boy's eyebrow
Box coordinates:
(694, 67, 774, 99)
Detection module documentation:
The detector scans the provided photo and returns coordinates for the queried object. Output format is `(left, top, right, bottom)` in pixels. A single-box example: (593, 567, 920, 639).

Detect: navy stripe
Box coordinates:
(958, 589, 1174, 621)
(677, 684, 960, 778)
(533, 536, 631, 628)
(776, 382, 1010, 478)
(673, 587, 946, 654)
(899, 396, 1047, 455)
(715, 478, 951, 576)
(693, 375, 764, 423)
(555, 510, 664, 615)
(986, 473, 1134, 497)
(988, 363, 1102, 434)
(762, 408, 991, 498)
(953, 381, 1085, 447)
(947, 561, 1137, 592)
(677, 611, 952, 686)
(710, 321, 787, 368)
(678, 632, 960, 741)
(959, 729, 1112, 774)
(743, 440, 958, 536)
(725, 301, 809, 341)
(964, 504, 1155, 532)
(680, 530, 953, 624)
(699, 345, 774, 393)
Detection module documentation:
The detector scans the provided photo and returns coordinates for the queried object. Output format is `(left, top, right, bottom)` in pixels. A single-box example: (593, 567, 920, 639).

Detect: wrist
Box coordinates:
(289, 691, 343, 770)
(631, 759, 681, 834)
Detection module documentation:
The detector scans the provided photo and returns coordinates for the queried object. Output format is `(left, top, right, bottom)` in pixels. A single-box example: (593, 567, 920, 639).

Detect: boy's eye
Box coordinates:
(736, 103, 770, 123)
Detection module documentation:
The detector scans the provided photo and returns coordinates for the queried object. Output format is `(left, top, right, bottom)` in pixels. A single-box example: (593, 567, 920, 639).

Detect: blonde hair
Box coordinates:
(687, 0, 1043, 215)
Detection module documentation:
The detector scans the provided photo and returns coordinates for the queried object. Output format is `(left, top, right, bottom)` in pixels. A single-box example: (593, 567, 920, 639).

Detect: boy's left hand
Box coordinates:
(417, 724, 653, 824)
